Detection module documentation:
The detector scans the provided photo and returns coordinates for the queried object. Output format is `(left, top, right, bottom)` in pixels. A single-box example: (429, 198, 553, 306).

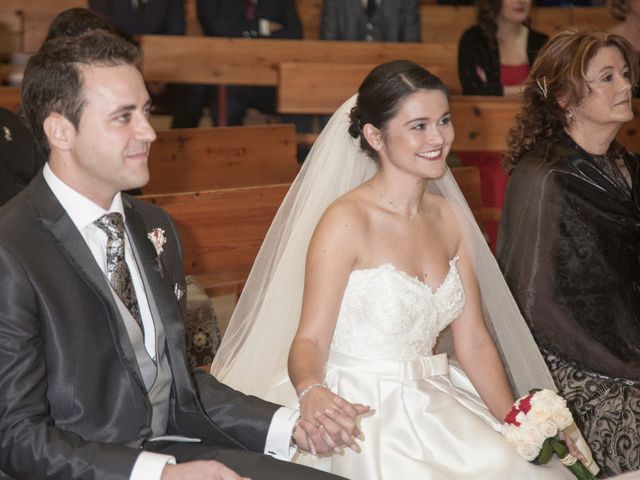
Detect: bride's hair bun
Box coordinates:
(350, 60, 448, 162)
(348, 107, 363, 139)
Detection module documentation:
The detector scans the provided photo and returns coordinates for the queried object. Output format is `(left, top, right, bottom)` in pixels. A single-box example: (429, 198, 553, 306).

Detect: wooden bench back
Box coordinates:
(145, 124, 299, 194)
(0, 0, 23, 56)
(277, 61, 460, 113)
(454, 97, 640, 154)
(140, 35, 458, 88)
(422, 6, 614, 44)
(141, 183, 290, 295)
(278, 64, 640, 153)
(0, 87, 21, 112)
(15, 0, 86, 52)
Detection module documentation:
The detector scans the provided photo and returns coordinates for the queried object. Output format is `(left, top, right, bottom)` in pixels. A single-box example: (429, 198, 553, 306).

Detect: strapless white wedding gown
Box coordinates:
(276, 257, 573, 480)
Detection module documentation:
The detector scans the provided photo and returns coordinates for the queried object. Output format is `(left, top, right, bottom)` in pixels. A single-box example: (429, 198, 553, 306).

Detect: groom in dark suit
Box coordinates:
(0, 30, 355, 480)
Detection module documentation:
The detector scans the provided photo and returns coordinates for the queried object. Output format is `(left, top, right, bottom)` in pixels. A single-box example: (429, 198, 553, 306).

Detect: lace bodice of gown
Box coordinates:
(330, 257, 465, 361)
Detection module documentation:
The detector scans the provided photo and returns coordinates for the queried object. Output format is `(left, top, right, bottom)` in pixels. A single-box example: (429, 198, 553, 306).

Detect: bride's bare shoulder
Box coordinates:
(313, 185, 372, 238)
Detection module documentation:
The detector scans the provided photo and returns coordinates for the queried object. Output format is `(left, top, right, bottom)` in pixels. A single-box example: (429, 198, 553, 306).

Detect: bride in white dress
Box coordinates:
(211, 61, 577, 479)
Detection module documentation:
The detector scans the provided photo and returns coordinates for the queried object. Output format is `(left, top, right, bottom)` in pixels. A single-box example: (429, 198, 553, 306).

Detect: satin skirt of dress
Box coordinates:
(266, 350, 574, 480)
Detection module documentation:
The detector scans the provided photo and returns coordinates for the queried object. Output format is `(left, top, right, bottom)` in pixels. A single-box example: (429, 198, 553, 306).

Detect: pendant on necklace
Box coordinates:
(367, 183, 417, 221)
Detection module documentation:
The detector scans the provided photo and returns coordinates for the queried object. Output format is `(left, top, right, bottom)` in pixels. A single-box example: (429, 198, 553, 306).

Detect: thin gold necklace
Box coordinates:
(367, 183, 418, 221)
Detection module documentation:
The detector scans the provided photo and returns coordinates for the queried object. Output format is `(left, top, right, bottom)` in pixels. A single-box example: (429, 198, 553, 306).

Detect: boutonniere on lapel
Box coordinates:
(147, 227, 167, 278)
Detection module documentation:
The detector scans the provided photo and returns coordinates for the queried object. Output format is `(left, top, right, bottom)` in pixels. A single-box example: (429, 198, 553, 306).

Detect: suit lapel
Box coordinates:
(124, 200, 195, 399)
(123, 201, 178, 333)
(31, 175, 147, 390)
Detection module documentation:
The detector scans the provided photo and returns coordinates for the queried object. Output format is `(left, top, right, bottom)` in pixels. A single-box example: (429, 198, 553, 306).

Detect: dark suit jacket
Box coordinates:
(197, 0, 302, 39)
(320, 0, 421, 42)
(0, 174, 278, 479)
(89, 0, 186, 36)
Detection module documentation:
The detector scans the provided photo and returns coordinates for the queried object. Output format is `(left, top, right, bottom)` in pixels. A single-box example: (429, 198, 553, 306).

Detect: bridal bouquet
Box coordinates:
(502, 389, 598, 480)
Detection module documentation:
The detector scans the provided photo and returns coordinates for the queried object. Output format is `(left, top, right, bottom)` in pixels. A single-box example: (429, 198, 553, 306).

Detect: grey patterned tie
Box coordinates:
(94, 213, 143, 328)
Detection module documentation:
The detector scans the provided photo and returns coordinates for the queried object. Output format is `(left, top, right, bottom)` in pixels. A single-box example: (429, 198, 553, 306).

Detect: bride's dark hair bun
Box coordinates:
(350, 60, 448, 162)
(348, 107, 363, 139)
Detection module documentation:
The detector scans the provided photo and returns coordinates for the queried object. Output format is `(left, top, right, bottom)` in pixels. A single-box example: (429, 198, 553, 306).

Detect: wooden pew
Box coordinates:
(14, 0, 86, 53)
(0, 87, 21, 112)
(570, 7, 617, 32)
(139, 35, 459, 88)
(296, 0, 323, 39)
(145, 124, 299, 194)
(277, 61, 460, 113)
(451, 97, 640, 154)
(0, 0, 23, 56)
(141, 183, 290, 297)
(277, 63, 640, 153)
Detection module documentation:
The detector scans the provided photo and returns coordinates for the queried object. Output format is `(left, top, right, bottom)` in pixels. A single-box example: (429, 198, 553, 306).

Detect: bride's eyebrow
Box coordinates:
(403, 117, 430, 125)
(402, 111, 451, 125)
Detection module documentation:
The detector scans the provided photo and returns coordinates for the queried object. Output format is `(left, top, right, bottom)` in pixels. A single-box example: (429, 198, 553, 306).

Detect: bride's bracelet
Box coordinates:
(297, 383, 325, 403)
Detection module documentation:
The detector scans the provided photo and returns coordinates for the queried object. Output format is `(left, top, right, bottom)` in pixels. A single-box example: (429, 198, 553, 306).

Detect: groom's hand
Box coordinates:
(161, 460, 250, 480)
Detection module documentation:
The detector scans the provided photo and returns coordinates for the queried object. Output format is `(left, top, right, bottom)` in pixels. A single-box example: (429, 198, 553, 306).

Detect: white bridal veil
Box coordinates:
(210, 94, 556, 400)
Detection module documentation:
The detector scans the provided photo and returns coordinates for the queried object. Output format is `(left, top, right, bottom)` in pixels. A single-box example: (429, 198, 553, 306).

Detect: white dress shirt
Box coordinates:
(43, 164, 298, 479)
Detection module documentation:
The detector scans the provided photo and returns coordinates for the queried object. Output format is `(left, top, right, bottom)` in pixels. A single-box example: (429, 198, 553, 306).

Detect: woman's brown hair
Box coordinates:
(503, 29, 638, 170)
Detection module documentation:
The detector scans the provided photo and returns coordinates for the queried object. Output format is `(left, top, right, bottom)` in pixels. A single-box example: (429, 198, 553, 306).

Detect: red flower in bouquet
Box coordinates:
(502, 389, 598, 480)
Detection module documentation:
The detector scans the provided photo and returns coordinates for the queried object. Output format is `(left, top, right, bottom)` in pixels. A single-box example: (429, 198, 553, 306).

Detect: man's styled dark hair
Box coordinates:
(44, 7, 119, 42)
(21, 30, 140, 157)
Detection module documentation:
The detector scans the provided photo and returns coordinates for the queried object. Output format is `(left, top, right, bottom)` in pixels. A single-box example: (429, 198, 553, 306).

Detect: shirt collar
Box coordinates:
(43, 163, 125, 232)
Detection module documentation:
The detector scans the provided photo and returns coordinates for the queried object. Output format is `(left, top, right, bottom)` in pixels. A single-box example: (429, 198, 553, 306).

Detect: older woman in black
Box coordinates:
(497, 30, 640, 477)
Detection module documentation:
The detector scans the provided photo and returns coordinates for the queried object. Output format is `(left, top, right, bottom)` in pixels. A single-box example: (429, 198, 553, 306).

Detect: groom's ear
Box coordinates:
(362, 123, 383, 152)
(43, 113, 75, 152)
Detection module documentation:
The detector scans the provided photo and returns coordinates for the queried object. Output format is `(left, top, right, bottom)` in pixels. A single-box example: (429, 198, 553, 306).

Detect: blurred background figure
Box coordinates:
(458, 0, 547, 95)
(88, 0, 185, 37)
(609, 0, 640, 95)
(320, 0, 421, 42)
(89, 0, 185, 126)
(0, 108, 43, 207)
(188, 0, 302, 128)
(609, 0, 640, 50)
(457, 0, 548, 249)
(0, 7, 118, 208)
(498, 29, 640, 478)
(45, 6, 121, 40)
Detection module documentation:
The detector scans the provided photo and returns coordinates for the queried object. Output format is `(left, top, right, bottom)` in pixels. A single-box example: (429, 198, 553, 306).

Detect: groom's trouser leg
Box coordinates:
(145, 441, 348, 480)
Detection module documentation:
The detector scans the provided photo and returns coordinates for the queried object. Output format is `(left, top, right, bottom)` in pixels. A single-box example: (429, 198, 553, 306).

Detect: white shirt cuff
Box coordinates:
(259, 18, 271, 36)
(264, 407, 299, 460)
(130, 452, 176, 480)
